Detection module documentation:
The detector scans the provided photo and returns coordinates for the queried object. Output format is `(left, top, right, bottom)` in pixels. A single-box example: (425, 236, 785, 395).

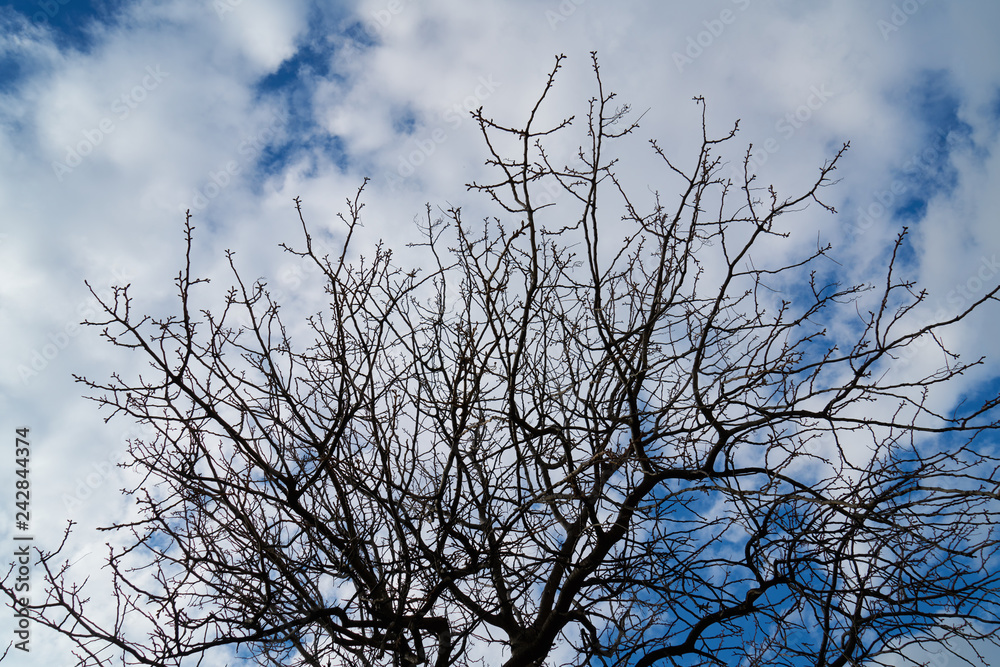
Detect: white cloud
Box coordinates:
(1, 0, 999, 665)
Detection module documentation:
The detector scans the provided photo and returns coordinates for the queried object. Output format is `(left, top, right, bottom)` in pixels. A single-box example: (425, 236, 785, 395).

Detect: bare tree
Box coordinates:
(5, 53, 1000, 667)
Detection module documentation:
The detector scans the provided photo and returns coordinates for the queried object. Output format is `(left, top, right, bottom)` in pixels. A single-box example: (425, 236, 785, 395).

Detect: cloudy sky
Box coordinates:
(1, 0, 999, 664)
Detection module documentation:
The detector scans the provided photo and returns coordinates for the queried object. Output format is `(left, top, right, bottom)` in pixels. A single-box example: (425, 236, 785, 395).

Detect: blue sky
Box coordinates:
(1, 0, 1000, 665)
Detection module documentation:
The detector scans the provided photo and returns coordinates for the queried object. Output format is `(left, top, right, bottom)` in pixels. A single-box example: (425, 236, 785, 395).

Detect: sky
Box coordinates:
(1, 0, 999, 665)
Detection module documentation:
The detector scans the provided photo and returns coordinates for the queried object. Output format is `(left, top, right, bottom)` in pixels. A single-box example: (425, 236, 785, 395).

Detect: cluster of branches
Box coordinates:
(4, 54, 1000, 667)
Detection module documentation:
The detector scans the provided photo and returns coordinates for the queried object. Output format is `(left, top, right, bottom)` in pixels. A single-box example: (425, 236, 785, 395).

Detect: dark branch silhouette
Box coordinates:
(4, 53, 1000, 667)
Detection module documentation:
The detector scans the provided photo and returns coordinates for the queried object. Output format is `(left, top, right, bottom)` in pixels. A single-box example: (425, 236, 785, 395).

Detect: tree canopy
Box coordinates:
(4, 53, 1000, 667)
